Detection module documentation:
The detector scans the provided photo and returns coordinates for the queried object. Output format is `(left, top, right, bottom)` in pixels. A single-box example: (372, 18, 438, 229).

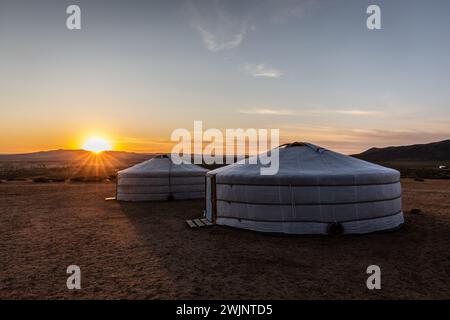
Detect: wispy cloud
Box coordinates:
(239, 108, 293, 115)
(186, 0, 250, 53)
(243, 63, 283, 78)
(186, 0, 313, 54)
(335, 110, 383, 116)
(238, 107, 384, 117)
(196, 24, 247, 52)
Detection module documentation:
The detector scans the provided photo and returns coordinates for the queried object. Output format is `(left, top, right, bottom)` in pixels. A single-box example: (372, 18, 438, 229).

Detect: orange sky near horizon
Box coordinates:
(1, 123, 449, 156)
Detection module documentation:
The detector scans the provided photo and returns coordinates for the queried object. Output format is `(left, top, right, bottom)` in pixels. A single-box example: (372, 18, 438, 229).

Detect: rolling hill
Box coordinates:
(2, 139, 450, 165)
(353, 139, 450, 163)
(0, 149, 154, 163)
(1, 141, 449, 180)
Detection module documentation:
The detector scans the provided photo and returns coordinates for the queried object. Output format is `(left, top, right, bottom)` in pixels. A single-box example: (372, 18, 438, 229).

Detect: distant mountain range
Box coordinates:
(0, 149, 154, 163)
(1, 139, 449, 164)
(353, 139, 450, 163)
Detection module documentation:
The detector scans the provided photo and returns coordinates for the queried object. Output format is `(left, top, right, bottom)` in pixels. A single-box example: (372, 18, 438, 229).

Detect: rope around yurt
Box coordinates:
(167, 155, 174, 201)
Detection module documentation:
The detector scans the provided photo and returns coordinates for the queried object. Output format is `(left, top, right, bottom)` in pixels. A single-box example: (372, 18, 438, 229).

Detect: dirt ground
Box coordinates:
(0, 179, 449, 299)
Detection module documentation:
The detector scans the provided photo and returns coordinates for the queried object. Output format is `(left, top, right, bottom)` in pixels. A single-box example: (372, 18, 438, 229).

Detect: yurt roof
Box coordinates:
(207, 142, 399, 186)
(118, 155, 208, 178)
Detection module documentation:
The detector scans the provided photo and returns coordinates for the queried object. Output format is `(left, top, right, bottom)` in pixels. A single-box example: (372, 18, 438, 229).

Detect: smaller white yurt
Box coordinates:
(117, 155, 208, 201)
(205, 142, 404, 235)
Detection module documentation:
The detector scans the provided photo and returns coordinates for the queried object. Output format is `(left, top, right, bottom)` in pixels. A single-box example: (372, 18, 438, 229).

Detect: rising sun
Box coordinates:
(82, 137, 112, 154)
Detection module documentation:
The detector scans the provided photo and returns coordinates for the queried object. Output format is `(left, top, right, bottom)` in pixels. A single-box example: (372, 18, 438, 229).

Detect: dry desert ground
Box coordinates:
(0, 178, 449, 299)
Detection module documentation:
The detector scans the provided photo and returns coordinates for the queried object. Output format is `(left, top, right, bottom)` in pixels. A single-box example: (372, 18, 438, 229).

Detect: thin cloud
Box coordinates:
(185, 0, 314, 53)
(186, 0, 249, 53)
(196, 24, 247, 52)
(243, 63, 283, 78)
(335, 110, 383, 116)
(240, 108, 293, 115)
(238, 108, 384, 117)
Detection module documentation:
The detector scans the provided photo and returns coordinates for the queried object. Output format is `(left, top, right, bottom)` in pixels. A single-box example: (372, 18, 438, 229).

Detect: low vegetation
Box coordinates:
(1, 158, 449, 183)
(0, 157, 130, 181)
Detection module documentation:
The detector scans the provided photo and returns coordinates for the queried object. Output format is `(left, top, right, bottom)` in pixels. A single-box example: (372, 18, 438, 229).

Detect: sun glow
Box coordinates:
(82, 137, 112, 154)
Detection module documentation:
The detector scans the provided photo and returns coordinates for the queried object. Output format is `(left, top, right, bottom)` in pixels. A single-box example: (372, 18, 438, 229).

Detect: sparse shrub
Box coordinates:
(400, 168, 450, 180)
(84, 176, 105, 183)
(70, 176, 106, 183)
(70, 176, 86, 183)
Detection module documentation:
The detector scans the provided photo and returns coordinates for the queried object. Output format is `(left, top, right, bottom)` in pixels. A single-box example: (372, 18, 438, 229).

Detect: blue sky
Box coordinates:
(0, 0, 449, 153)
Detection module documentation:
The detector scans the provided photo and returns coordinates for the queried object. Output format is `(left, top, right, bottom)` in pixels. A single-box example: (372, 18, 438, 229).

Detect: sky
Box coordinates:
(0, 0, 449, 154)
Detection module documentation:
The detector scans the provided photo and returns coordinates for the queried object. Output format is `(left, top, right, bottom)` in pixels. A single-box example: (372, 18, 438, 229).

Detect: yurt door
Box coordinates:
(205, 174, 216, 223)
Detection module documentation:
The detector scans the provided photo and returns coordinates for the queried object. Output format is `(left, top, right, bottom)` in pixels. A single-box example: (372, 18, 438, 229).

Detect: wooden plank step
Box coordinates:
(186, 220, 197, 228)
(200, 218, 213, 226)
(105, 197, 116, 201)
(186, 218, 214, 228)
(193, 219, 206, 227)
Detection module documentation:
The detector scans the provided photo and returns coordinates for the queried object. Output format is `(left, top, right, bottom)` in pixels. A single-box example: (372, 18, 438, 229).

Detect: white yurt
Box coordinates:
(117, 155, 208, 201)
(205, 142, 404, 235)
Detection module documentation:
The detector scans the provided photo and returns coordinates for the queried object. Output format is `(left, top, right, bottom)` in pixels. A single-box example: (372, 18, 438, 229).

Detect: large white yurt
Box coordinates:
(117, 155, 208, 201)
(205, 142, 404, 235)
